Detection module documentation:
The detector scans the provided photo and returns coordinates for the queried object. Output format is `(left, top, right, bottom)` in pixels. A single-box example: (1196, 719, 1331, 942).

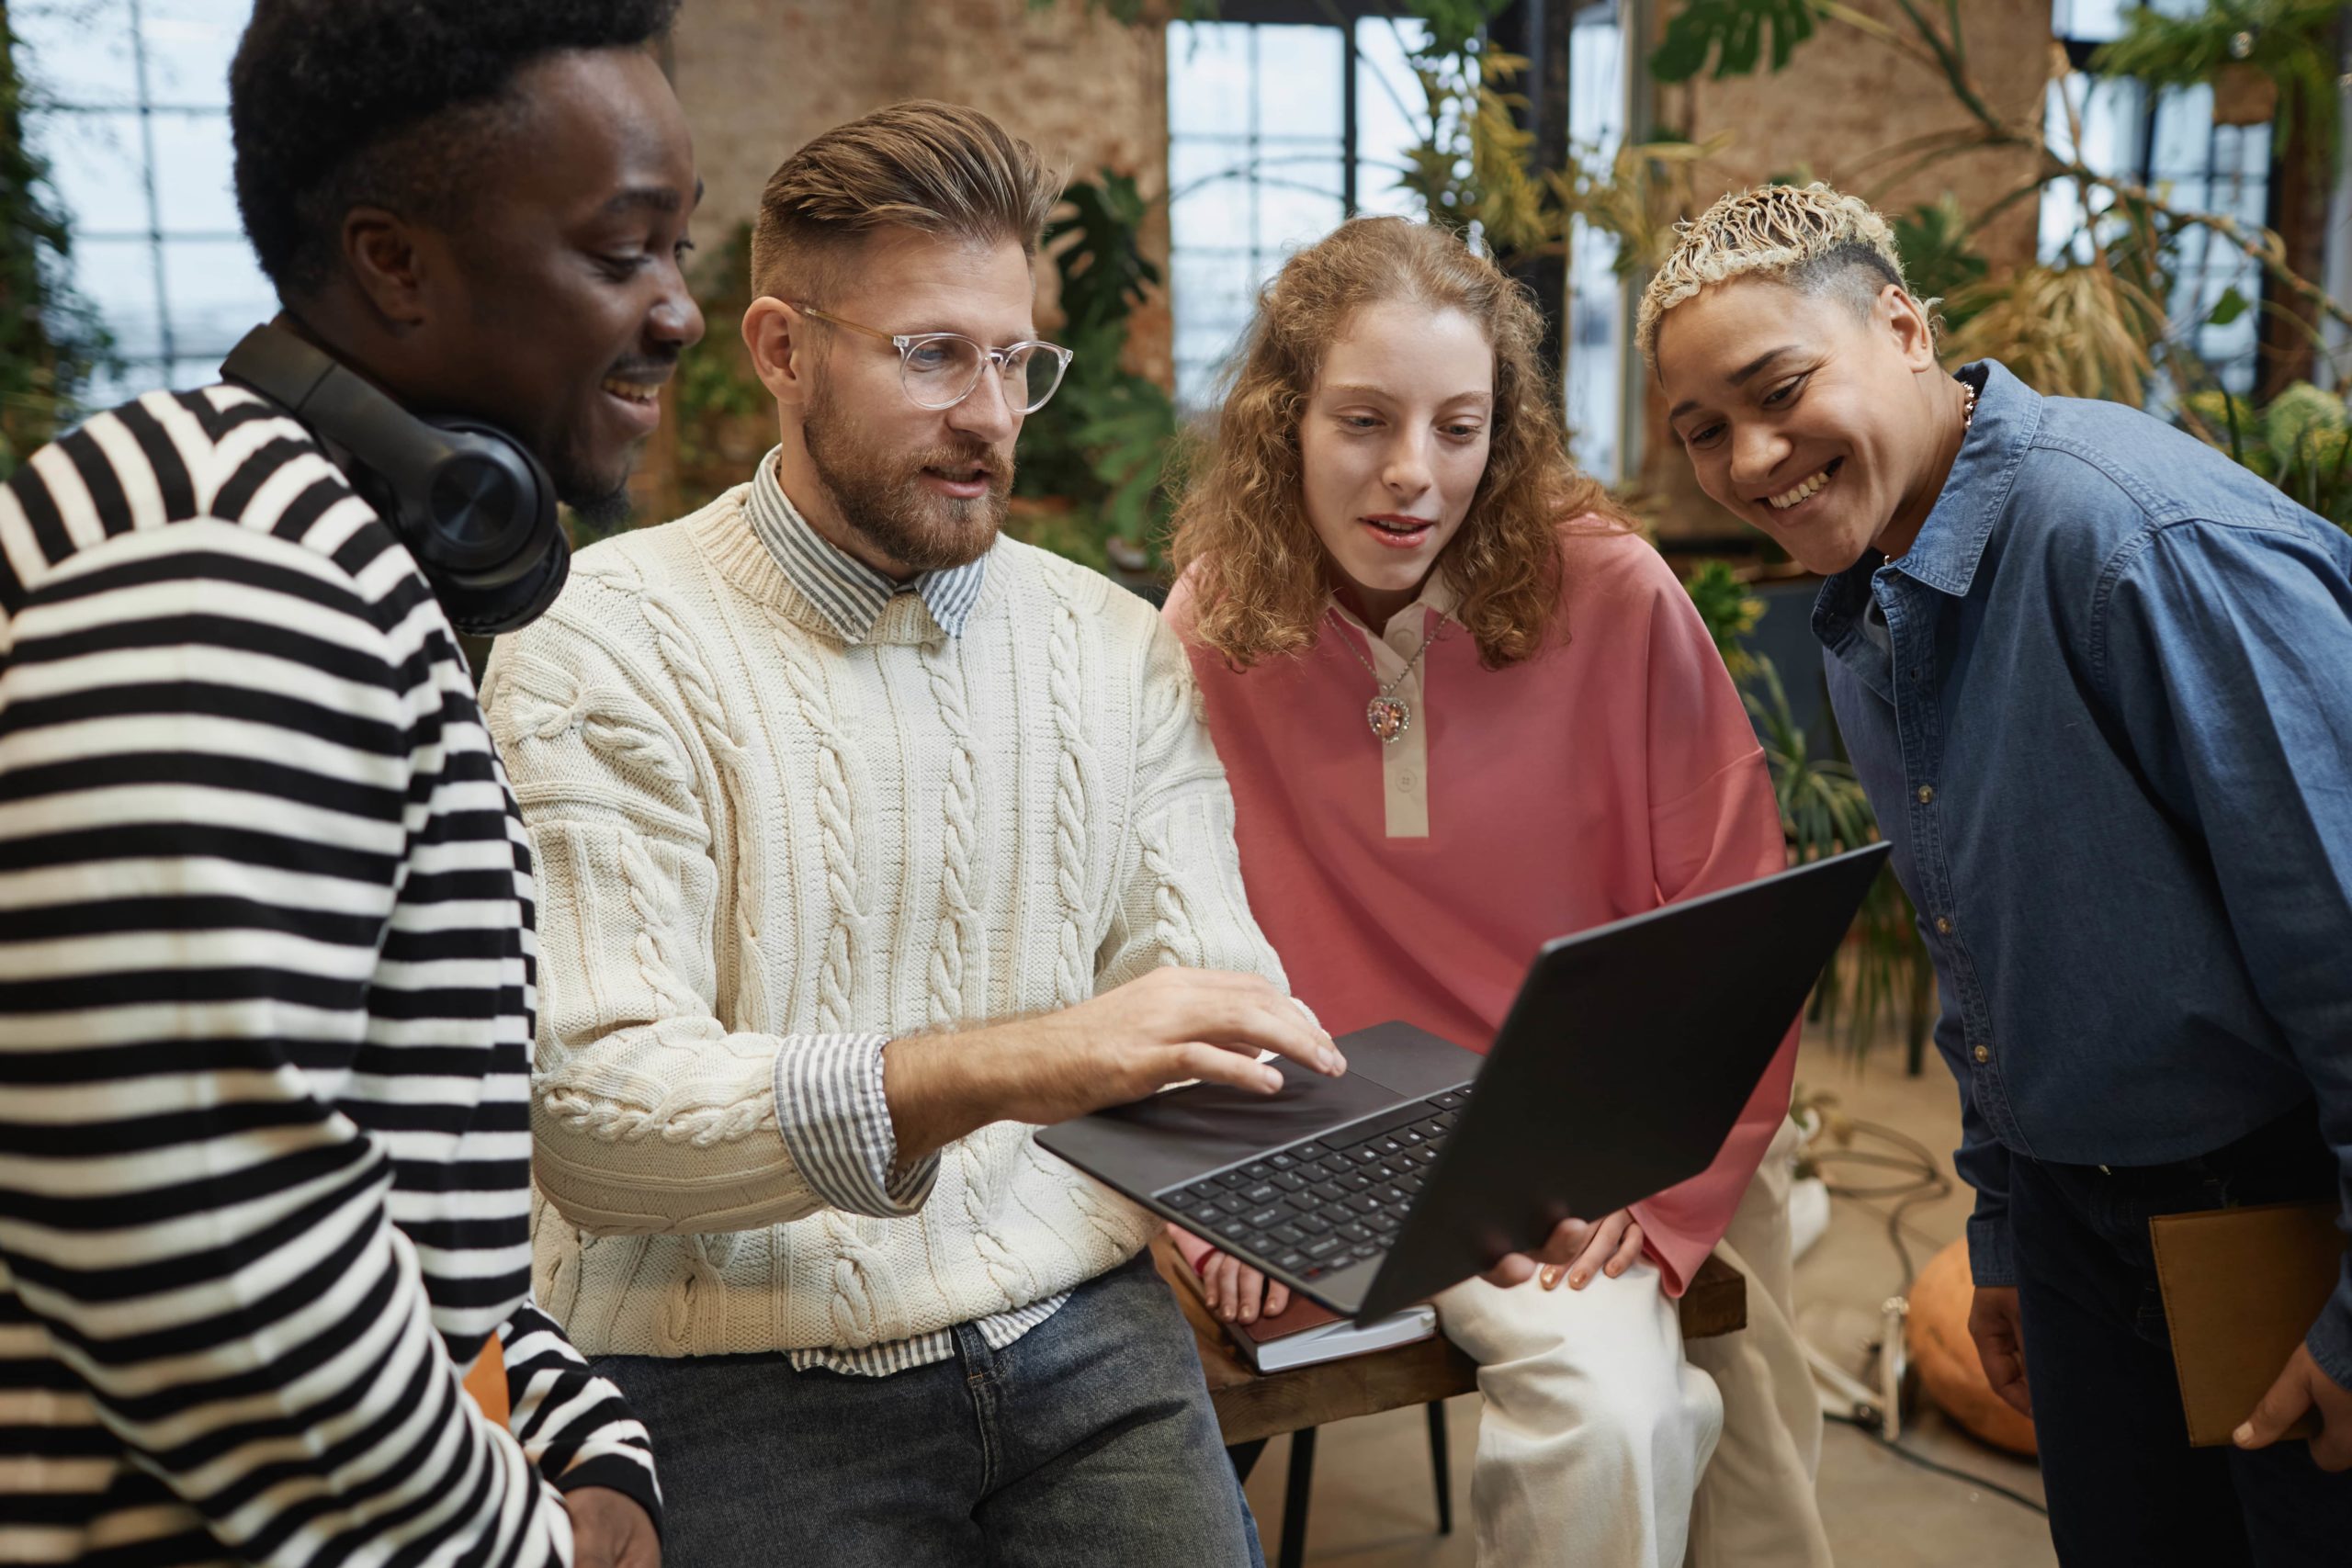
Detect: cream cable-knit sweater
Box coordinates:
(480, 486, 1283, 1358)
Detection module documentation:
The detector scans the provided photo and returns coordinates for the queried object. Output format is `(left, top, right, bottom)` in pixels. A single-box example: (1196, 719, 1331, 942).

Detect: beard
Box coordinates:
(803, 381, 1012, 574)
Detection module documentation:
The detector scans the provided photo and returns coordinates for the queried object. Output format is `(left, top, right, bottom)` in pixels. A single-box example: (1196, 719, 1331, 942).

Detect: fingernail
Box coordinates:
(1263, 1068, 1283, 1091)
(2234, 1423, 2255, 1446)
(1539, 1264, 1564, 1290)
(1570, 1271, 1588, 1290)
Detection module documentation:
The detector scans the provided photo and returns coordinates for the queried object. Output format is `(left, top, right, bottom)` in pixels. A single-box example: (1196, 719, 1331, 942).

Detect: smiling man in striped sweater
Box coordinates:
(0, 3, 705, 1564)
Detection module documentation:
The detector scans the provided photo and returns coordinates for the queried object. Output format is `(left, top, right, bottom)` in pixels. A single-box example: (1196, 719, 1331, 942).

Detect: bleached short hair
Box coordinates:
(1636, 181, 1918, 369)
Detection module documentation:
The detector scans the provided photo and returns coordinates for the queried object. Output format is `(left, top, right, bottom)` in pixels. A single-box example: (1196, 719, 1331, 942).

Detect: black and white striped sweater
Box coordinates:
(0, 385, 658, 1565)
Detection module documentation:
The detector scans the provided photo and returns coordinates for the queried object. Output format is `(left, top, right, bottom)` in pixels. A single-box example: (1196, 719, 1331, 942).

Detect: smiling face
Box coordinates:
(749, 229, 1033, 577)
(1298, 298, 1496, 626)
(399, 48, 705, 523)
(1655, 274, 1946, 574)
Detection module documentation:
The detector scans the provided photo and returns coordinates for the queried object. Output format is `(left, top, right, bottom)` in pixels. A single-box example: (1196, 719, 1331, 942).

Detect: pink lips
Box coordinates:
(923, 468, 990, 500)
(1361, 513, 1436, 550)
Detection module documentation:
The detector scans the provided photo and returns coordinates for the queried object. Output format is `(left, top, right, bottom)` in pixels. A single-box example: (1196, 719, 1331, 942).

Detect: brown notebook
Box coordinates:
(462, 1339, 511, 1427)
(2149, 1201, 2343, 1447)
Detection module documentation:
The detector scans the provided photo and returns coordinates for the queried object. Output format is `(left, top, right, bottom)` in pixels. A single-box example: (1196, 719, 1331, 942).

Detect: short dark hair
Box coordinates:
(751, 101, 1058, 307)
(230, 0, 681, 298)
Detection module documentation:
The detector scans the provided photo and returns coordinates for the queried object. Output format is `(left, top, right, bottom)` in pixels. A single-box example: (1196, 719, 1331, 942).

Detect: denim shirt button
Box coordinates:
(1917, 784, 1936, 805)
(1935, 916, 1954, 935)
(1973, 1043, 1991, 1065)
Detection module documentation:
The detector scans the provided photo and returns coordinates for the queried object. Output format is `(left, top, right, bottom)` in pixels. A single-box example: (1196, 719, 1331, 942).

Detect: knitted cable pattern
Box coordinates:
(920, 639, 982, 1030)
(584, 559, 776, 1029)
(1137, 819, 1195, 968)
(956, 1123, 1037, 1312)
(1047, 599, 1093, 1007)
(764, 606, 866, 1033)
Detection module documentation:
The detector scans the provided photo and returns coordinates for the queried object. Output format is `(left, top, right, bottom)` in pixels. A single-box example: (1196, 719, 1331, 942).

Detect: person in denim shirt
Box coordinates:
(1641, 182, 2352, 1566)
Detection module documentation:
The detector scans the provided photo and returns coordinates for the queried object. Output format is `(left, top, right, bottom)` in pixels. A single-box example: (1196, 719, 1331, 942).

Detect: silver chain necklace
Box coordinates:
(1330, 607, 1436, 744)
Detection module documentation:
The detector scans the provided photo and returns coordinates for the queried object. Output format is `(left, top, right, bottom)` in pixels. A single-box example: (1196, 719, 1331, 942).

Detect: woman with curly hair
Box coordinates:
(1163, 217, 1829, 1568)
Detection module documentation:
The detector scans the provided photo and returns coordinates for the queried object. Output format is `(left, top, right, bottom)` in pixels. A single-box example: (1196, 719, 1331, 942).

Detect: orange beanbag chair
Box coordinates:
(1905, 1237, 2038, 1456)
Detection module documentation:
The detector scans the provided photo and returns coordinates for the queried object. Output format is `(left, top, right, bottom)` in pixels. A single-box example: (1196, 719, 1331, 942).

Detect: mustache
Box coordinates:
(914, 442, 1012, 486)
(604, 350, 683, 383)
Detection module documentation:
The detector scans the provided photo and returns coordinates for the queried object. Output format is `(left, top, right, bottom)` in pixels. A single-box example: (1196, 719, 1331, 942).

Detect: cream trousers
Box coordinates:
(1431, 1118, 1832, 1568)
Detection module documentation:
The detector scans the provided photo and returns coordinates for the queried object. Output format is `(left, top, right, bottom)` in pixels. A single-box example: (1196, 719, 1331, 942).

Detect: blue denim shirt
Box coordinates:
(1815, 360, 2352, 1382)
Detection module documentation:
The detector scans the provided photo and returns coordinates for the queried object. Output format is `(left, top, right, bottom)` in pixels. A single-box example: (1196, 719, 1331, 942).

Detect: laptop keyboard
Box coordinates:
(1155, 1085, 1473, 1281)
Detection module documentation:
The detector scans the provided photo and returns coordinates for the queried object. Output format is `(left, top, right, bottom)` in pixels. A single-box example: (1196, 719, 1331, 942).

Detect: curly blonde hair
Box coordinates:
(1170, 218, 1625, 671)
(1635, 181, 1916, 369)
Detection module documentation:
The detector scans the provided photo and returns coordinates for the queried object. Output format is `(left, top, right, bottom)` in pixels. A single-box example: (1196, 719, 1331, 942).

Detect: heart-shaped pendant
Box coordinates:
(1366, 694, 1411, 744)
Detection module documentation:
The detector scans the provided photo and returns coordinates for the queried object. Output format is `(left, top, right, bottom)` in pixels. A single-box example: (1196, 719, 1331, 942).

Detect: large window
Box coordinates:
(1166, 6, 1430, 408)
(2042, 0, 2272, 391)
(1563, 1, 1635, 483)
(16, 0, 271, 412)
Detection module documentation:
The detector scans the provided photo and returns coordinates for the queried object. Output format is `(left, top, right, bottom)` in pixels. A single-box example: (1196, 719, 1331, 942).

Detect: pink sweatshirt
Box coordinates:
(1164, 524, 1795, 1296)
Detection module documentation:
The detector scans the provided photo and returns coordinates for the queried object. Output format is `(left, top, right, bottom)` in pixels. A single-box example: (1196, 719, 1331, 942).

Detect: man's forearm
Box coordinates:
(882, 1026, 1012, 1167)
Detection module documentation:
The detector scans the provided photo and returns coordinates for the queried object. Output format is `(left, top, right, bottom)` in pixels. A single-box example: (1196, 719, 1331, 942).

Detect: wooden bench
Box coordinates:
(1150, 1237, 1748, 1567)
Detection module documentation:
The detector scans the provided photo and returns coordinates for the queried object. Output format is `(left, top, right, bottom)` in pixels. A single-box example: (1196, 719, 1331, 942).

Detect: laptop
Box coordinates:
(1038, 843, 1890, 1322)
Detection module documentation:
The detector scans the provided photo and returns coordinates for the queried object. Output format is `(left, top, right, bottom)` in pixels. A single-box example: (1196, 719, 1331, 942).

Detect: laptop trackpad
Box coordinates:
(1046, 1055, 1408, 1196)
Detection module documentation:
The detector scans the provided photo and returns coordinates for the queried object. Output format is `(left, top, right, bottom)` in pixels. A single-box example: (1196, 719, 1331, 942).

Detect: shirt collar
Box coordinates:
(1327, 567, 1464, 636)
(1813, 360, 2036, 644)
(744, 446, 989, 641)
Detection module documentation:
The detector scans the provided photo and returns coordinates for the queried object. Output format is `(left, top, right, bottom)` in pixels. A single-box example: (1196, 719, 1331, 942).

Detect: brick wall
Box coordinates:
(1636, 0, 2055, 536)
(663, 0, 1171, 384)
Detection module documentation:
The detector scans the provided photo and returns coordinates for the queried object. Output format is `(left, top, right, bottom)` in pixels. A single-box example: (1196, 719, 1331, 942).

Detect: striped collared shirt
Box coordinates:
(747, 453, 1069, 1376)
(745, 446, 988, 639)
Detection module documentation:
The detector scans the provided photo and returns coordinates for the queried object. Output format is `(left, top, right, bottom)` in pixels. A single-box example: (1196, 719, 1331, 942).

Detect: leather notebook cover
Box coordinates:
(462, 1339, 511, 1427)
(2149, 1201, 2342, 1447)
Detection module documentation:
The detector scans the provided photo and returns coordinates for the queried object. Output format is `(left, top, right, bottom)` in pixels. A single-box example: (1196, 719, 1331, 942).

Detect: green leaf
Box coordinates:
(1648, 0, 1823, 85)
(2204, 285, 2249, 327)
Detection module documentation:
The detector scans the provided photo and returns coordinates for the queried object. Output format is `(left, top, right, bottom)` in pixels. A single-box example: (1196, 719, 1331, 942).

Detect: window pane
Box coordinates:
(151, 109, 240, 232)
(162, 237, 273, 360)
(28, 108, 152, 235)
(69, 235, 167, 362)
(13, 1, 139, 109)
(1354, 17, 1429, 220)
(79, 355, 173, 413)
(137, 0, 246, 108)
(1252, 25, 1341, 141)
(1167, 21, 1251, 139)
(1254, 157, 1343, 247)
(1169, 138, 1251, 249)
(169, 355, 232, 390)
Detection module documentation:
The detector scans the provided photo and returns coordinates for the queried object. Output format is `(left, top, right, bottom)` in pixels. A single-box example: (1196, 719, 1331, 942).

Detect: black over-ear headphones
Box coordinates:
(221, 321, 571, 637)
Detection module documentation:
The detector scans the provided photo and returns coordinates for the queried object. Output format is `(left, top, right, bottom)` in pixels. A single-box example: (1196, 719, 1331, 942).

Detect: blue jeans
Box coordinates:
(2009, 1100, 2352, 1566)
(592, 1249, 1264, 1568)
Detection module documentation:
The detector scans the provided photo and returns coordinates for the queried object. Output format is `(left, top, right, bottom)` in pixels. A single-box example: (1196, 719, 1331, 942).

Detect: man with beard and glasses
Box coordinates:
(479, 101, 1336, 1567)
(0, 3, 700, 1565)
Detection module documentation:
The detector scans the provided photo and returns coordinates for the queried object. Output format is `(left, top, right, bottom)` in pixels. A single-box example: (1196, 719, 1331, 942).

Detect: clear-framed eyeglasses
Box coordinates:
(797, 305, 1076, 414)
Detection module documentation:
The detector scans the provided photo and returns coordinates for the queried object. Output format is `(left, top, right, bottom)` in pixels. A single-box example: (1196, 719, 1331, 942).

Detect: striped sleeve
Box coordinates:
(774, 1033, 940, 1216)
(497, 1303, 662, 1527)
(0, 514, 574, 1566)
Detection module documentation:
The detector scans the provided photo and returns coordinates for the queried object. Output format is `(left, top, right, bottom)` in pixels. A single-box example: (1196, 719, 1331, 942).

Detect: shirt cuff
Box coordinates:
(2305, 1290, 2352, 1393)
(1965, 1213, 2017, 1288)
(774, 1033, 940, 1218)
(549, 1451, 665, 1539)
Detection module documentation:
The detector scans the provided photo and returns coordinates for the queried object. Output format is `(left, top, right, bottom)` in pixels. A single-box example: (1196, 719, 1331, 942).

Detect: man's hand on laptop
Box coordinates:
(883, 969, 1344, 1163)
(1484, 1211, 1645, 1292)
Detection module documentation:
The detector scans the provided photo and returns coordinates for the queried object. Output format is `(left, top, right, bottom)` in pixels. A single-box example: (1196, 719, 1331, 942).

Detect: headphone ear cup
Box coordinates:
(436, 527, 571, 637)
(417, 420, 561, 592)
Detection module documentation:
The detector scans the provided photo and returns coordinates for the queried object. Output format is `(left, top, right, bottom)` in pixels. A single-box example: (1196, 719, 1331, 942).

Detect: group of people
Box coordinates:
(2, 5, 2347, 1568)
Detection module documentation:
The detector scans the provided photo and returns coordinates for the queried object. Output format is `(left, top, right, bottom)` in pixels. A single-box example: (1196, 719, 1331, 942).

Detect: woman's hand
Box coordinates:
(1195, 1247, 1292, 1325)
(1479, 1210, 1645, 1291)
